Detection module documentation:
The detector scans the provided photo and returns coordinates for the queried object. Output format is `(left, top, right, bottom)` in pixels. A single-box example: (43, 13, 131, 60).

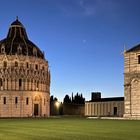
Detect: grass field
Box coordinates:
(0, 117, 140, 140)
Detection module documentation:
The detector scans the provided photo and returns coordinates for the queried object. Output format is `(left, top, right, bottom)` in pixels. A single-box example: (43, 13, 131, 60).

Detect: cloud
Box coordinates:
(54, 0, 118, 17)
(82, 39, 87, 44)
(54, 0, 96, 17)
(79, 0, 96, 16)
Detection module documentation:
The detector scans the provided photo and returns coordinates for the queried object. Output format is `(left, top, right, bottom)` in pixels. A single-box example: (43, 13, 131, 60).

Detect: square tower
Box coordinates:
(124, 44, 140, 118)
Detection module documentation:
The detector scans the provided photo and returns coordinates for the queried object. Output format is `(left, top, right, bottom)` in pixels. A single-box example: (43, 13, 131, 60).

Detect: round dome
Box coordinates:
(11, 18, 24, 27)
(0, 18, 44, 59)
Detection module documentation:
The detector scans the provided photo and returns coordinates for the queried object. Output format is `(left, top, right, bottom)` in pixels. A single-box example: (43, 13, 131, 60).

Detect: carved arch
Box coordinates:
(131, 78, 139, 84)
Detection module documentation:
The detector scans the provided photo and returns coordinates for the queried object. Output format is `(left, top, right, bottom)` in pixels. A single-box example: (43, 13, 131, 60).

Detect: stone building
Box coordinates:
(85, 92, 124, 117)
(0, 18, 50, 117)
(124, 44, 140, 118)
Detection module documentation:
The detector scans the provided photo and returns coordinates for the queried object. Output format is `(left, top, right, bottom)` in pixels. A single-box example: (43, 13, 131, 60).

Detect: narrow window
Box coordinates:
(0, 78, 2, 87)
(15, 61, 18, 67)
(19, 79, 22, 87)
(37, 81, 39, 89)
(27, 70, 29, 74)
(3, 79, 5, 90)
(35, 64, 38, 70)
(26, 97, 29, 105)
(15, 97, 18, 104)
(31, 79, 33, 90)
(138, 55, 140, 64)
(3, 61, 7, 68)
(26, 62, 29, 68)
(1, 47, 5, 54)
(3, 97, 6, 104)
(17, 45, 22, 55)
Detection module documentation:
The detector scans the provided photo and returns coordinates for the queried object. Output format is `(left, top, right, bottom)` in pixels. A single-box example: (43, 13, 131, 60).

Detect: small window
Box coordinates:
(3, 97, 6, 104)
(1, 46, 5, 54)
(35, 64, 38, 70)
(15, 97, 18, 104)
(0, 78, 2, 87)
(19, 79, 22, 87)
(17, 45, 22, 55)
(15, 61, 18, 67)
(26, 97, 29, 105)
(138, 55, 140, 64)
(3, 61, 7, 68)
(37, 81, 39, 89)
(26, 62, 29, 68)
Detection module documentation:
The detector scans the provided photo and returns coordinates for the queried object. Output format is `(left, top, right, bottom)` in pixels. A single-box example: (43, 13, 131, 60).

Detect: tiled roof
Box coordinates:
(126, 44, 140, 53)
(86, 97, 124, 102)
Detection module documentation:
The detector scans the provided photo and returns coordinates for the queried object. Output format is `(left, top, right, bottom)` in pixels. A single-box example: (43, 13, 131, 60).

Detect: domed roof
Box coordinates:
(0, 18, 44, 59)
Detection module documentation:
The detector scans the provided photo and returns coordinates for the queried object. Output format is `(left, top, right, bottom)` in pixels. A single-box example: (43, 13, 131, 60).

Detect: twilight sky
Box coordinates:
(0, 0, 140, 101)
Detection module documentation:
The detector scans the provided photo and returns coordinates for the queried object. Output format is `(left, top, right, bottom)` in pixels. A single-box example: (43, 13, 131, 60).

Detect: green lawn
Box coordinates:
(0, 117, 140, 140)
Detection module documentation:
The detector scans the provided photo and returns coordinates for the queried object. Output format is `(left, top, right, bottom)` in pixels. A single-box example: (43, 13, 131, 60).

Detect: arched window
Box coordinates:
(37, 81, 39, 90)
(1, 45, 5, 54)
(3, 61, 7, 68)
(17, 44, 22, 55)
(19, 79, 22, 87)
(35, 64, 38, 70)
(15, 61, 18, 67)
(31, 79, 33, 90)
(26, 62, 29, 68)
(3, 97, 6, 104)
(138, 55, 140, 64)
(26, 97, 29, 105)
(15, 97, 18, 104)
(0, 78, 2, 87)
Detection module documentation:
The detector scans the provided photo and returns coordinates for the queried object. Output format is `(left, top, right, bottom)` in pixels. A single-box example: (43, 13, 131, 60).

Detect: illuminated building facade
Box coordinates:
(0, 18, 50, 117)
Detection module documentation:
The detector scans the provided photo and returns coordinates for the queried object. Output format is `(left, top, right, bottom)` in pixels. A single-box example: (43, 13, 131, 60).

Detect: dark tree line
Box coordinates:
(50, 93, 85, 116)
(63, 92, 85, 104)
(50, 95, 58, 102)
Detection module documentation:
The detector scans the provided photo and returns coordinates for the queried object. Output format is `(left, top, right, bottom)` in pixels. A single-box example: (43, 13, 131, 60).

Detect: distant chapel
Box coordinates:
(0, 18, 50, 117)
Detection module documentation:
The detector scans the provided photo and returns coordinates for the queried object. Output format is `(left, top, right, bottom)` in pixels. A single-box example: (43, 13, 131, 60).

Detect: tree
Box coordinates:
(72, 92, 85, 104)
(63, 94, 71, 103)
(72, 92, 74, 102)
(50, 95, 59, 116)
(50, 95, 58, 102)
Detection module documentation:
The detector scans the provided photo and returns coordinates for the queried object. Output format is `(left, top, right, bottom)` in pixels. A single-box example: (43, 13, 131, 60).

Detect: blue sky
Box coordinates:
(0, 0, 140, 101)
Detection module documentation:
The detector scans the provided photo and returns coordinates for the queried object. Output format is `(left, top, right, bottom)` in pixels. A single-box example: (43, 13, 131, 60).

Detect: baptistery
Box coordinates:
(0, 18, 50, 117)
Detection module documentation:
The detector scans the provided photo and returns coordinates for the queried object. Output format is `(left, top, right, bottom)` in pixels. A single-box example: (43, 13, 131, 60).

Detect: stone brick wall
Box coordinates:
(124, 51, 140, 118)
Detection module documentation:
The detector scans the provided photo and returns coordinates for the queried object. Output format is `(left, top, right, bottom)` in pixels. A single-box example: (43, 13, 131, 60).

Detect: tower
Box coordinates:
(124, 44, 140, 118)
(0, 18, 50, 117)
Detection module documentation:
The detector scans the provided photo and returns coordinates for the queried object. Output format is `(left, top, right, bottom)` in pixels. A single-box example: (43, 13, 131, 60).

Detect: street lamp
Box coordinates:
(55, 101, 60, 108)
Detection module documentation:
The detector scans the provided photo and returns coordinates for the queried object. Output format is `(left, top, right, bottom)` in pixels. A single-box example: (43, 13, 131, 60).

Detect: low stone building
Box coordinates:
(0, 18, 50, 117)
(85, 92, 124, 117)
